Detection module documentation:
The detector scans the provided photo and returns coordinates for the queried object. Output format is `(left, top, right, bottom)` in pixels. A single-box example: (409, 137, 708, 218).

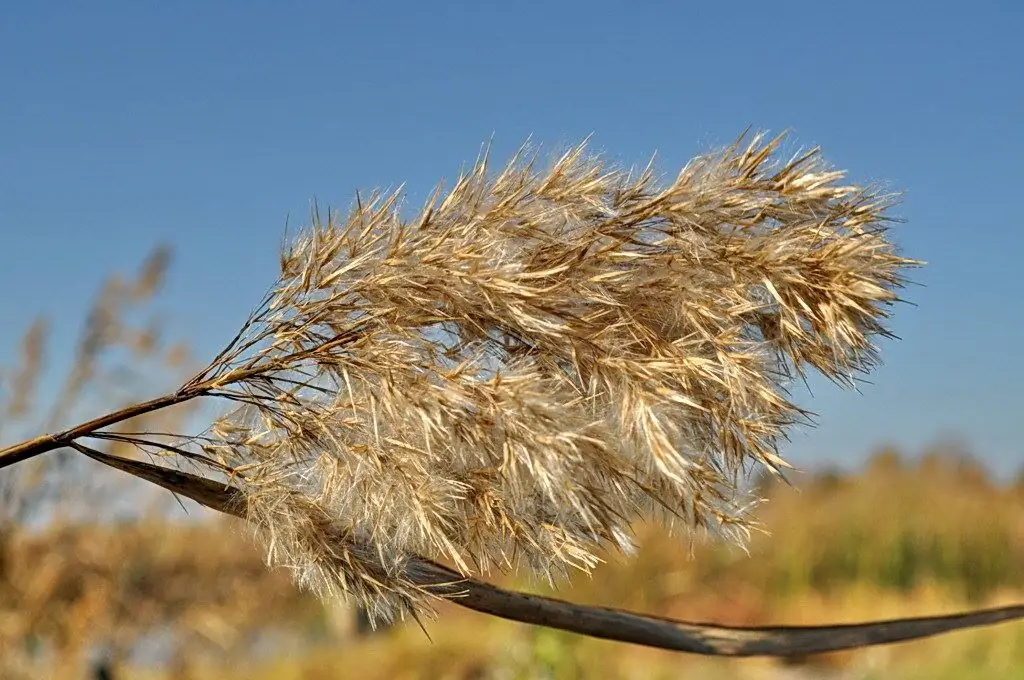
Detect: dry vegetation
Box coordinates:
(1, 131, 1021, 678)
(2, 452, 1022, 678)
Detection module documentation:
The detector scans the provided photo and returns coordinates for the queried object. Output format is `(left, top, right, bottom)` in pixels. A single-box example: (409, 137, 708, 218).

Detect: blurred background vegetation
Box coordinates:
(2, 249, 1022, 680)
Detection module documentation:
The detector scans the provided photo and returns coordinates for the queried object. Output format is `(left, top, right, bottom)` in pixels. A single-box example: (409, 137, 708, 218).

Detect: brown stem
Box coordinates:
(413, 562, 1023, 657)
(0, 389, 201, 470)
(77, 446, 1024, 658)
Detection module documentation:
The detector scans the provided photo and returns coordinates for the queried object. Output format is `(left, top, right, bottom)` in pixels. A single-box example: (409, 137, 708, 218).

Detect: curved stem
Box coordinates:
(77, 445, 1024, 658)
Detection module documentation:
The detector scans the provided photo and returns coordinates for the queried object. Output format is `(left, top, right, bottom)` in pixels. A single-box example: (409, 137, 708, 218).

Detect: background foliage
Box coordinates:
(2, 251, 1021, 680)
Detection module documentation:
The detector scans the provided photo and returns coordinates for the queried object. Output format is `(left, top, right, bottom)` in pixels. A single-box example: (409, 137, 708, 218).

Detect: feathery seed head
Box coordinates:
(193, 131, 917, 623)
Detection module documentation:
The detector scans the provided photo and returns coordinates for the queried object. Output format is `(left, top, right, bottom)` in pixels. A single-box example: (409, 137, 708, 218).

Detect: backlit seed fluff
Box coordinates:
(190, 131, 917, 622)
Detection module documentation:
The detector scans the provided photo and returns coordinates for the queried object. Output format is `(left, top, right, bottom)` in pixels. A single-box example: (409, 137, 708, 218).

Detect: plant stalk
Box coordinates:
(0, 390, 200, 470)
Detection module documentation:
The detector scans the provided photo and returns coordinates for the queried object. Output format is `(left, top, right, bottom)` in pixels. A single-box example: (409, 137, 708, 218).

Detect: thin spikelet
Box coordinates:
(175, 131, 917, 622)
(7, 319, 47, 420)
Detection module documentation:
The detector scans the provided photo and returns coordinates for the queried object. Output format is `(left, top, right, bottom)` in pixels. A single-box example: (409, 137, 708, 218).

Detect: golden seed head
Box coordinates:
(195, 131, 918, 621)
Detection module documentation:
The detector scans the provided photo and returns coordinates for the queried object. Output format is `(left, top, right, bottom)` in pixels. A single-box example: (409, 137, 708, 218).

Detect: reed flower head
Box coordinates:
(189, 131, 916, 622)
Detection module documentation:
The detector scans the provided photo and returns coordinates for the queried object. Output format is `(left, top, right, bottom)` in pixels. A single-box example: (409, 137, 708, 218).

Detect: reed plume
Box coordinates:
(9, 130, 1016, 656)
(183, 130, 912, 621)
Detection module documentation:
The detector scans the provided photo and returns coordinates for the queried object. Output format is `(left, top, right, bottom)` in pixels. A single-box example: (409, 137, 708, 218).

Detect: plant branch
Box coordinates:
(74, 445, 1024, 658)
(0, 389, 202, 470)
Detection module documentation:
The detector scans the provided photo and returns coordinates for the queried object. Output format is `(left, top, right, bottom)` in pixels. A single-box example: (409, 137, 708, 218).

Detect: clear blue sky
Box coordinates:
(2, 1, 1021, 477)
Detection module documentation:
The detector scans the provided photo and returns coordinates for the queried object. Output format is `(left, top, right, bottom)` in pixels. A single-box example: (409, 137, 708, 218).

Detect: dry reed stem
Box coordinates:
(2, 131, 1020, 655)
(75, 445, 1024, 656)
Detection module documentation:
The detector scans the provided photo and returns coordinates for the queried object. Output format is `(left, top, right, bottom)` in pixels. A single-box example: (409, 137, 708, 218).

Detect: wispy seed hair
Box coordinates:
(191, 131, 917, 622)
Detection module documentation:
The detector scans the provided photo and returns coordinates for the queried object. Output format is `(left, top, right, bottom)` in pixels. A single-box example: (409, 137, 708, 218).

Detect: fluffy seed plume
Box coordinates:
(183, 131, 916, 622)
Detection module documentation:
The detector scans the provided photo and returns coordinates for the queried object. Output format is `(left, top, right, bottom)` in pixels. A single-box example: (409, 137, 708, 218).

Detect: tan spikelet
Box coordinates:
(179, 130, 918, 619)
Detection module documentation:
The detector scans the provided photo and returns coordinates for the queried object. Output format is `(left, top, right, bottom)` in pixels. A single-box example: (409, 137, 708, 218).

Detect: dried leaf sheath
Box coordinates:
(78, 445, 1024, 656)
(175, 131, 918, 622)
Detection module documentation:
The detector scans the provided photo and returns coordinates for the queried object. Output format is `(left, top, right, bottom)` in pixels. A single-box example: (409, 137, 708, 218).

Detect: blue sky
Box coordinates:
(2, 1, 1021, 477)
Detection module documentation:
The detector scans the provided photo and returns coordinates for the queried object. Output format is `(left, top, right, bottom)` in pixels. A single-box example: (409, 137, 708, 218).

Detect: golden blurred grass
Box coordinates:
(4, 447, 1022, 679)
